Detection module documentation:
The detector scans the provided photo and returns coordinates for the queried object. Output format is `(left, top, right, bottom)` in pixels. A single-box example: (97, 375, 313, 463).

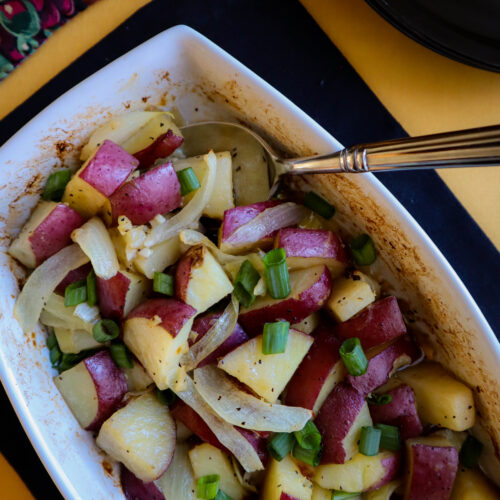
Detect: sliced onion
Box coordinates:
(145, 151, 217, 247)
(193, 365, 312, 432)
(183, 295, 238, 371)
(71, 217, 119, 279)
(231, 456, 258, 494)
(179, 229, 264, 279)
(14, 244, 89, 333)
(175, 376, 263, 472)
(154, 442, 196, 499)
(224, 202, 308, 248)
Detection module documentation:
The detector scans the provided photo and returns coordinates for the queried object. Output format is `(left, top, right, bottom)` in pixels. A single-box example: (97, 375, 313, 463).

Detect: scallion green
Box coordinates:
(375, 423, 401, 451)
(156, 388, 178, 407)
(267, 433, 295, 461)
(153, 272, 174, 296)
(234, 260, 260, 307)
(92, 319, 120, 343)
(196, 474, 220, 499)
(459, 434, 483, 468)
(64, 279, 87, 307)
(109, 342, 133, 369)
(339, 337, 368, 376)
(303, 191, 335, 219)
(294, 420, 321, 451)
(86, 270, 98, 306)
(214, 490, 233, 500)
(367, 393, 392, 406)
(262, 248, 290, 299)
(262, 321, 289, 355)
(292, 443, 321, 467)
(177, 167, 201, 196)
(359, 426, 381, 456)
(42, 169, 71, 201)
(349, 234, 376, 266)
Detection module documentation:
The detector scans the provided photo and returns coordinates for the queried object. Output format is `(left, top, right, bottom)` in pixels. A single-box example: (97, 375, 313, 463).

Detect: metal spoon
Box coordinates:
(181, 121, 500, 195)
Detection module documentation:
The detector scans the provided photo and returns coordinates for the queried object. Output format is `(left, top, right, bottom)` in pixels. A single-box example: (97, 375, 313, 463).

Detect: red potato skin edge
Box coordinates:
(79, 140, 139, 197)
(285, 325, 342, 410)
(280, 494, 301, 500)
(127, 298, 196, 336)
(96, 272, 131, 320)
(191, 313, 249, 368)
(133, 130, 184, 169)
(221, 200, 281, 241)
(29, 204, 85, 266)
(170, 400, 268, 464)
(109, 162, 182, 225)
(335, 296, 407, 350)
(406, 444, 458, 500)
(55, 263, 92, 295)
(120, 466, 164, 500)
(347, 335, 422, 395)
(315, 382, 368, 464)
(239, 265, 332, 336)
(83, 350, 128, 432)
(369, 384, 423, 440)
(369, 452, 402, 491)
(174, 245, 205, 304)
(276, 227, 347, 263)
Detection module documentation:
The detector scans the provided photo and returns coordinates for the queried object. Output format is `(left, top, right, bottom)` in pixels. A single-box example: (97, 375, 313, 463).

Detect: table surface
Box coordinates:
(0, 1, 498, 498)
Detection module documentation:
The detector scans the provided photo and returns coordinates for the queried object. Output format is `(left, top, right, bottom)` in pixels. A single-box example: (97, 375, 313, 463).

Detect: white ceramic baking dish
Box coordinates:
(0, 25, 498, 499)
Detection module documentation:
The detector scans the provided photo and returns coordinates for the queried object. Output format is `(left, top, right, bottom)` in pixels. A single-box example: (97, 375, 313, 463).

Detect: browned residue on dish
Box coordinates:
(102, 460, 114, 477)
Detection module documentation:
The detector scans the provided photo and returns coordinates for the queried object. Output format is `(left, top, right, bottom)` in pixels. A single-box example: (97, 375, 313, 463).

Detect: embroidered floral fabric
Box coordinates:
(0, 0, 97, 80)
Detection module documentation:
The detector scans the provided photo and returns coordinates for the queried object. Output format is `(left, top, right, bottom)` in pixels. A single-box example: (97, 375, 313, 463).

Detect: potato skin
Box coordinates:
(108, 162, 181, 225)
(335, 296, 407, 350)
(120, 466, 164, 500)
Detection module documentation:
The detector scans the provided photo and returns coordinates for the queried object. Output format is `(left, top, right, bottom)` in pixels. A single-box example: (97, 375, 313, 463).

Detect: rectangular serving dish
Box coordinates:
(0, 26, 498, 499)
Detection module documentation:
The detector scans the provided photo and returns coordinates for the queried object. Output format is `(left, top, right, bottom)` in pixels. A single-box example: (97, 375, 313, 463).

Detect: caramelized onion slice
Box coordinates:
(71, 217, 119, 279)
(183, 295, 238, 371)
(193, 365, 312, 432)
(175, 376, 263, 472)
(145, 151, 217, 247)
(14, 244, 89, 333)
(224, 202, 308, 248)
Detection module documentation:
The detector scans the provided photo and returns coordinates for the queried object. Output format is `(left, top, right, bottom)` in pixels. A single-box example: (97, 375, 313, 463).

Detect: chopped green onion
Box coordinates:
(459, 435, 483, 468)
(109, 342, 133, 369)
(359, 426, 381, 456)
(49, 345, 61, 366)
(262, 248, 290, 299)
(177, 167, 201, 196)
(46, 329, 57, 350)
(153, 272, 174, 296)
(57, 349, 97, 373)
(267, 433, 295, 461)
(64, 279, 87, 307)
(331, 492, 362, 500)
(196, 474, 220, 499)
(339, 337, 368, 376)
(367, 393, 392, 405)
(292, 443, 321, 467)
(234, 260, 260, 307)
(375, 424, 401, 451)
(214, 490, 233, 500)
(294, 420, 322, 451)
(303, 191, 335, 219)
(42, 169, 71, 201)
(92, 319, 120, 343)
(156, 388, 178, 407)
(86, 270, 98, 307)
(262, 321, 289, 355)
(349, 234, 376, 266)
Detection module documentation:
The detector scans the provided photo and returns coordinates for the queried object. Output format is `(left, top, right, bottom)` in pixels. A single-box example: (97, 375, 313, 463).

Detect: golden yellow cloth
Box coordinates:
(0, 453, 34, 500)
(302, 0, 500, 249)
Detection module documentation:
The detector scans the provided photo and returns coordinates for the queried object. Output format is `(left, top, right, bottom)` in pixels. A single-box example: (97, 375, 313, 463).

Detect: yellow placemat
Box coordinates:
(0, 0, 151, 121)
(0, 453, 34, 500)
(301, 0, 500, 250)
